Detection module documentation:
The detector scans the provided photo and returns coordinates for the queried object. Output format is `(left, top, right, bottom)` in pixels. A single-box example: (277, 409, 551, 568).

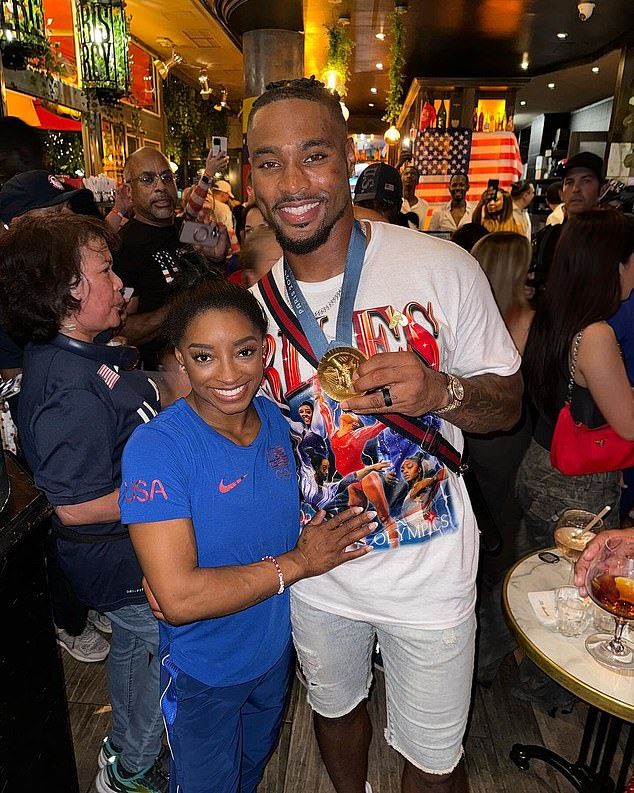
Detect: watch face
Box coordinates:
(451, 376, 464, 401)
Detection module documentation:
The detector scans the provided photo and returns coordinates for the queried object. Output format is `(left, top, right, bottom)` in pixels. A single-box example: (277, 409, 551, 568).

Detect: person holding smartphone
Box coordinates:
(472, 180, 521, 234)
(114, 147, 228, 369)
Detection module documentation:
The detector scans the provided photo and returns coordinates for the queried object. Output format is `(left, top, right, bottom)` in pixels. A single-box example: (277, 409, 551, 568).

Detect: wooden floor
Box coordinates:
(63, 645, 631, 793)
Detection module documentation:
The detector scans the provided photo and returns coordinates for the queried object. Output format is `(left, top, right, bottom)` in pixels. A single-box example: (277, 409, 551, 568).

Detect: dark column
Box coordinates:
(243, 29, 304, 99)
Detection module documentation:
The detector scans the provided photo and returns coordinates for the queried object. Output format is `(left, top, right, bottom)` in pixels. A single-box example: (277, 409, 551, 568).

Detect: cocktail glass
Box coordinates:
(585, 535, 634, 671)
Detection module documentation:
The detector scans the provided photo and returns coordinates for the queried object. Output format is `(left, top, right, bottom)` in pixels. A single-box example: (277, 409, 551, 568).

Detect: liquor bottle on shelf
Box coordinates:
(436, 99, 447, 130)
(506, 114, 514, 131)
(472, 107, 478, 130)
(477, 110, 484, 132)
(419, 94, 436, 131)
(483, 116, 490, 132)
(502, 113, 507, 132)
(489, 114, 496, 132)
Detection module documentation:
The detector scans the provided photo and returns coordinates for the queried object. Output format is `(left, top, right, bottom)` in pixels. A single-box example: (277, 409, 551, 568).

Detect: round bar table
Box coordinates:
(503, 551, 634, 792)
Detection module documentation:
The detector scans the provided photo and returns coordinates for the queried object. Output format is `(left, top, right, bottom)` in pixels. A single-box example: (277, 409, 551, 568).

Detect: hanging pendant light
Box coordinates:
(77, 0, 131, 103)
(0, 0, 47, 69)
(384, 125, 401, 144)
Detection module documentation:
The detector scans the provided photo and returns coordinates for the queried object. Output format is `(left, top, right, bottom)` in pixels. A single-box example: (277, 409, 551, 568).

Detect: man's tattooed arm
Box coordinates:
(448, 371, 523, 433)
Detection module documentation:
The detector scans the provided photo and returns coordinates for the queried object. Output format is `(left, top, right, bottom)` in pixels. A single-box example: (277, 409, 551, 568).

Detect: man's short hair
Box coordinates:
(546, 180, 563, 205)
(248, 76, 347, 136)
(450, 172, 469, 186)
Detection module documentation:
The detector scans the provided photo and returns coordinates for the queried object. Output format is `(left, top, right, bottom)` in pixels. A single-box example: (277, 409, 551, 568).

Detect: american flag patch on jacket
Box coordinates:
(98, 364, 120, 389)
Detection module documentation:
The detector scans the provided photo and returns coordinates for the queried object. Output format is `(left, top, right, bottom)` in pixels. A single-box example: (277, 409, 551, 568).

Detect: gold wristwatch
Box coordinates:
(434, 373, 464, 415)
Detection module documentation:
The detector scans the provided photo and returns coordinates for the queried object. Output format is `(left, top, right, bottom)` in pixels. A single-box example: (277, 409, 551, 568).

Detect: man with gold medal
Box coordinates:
(248, 77, 522, 793)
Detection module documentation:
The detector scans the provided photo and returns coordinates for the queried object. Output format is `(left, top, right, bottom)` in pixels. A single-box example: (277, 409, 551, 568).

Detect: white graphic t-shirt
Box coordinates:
(257, 222, 521, 628)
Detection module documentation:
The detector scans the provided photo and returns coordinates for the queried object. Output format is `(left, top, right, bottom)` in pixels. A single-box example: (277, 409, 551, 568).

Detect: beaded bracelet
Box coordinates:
(262, 555, 285, 595)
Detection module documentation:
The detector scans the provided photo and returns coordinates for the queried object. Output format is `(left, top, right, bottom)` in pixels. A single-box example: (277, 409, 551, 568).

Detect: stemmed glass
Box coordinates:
(553, 509, 601, 585)
(585, 535, 634, 671)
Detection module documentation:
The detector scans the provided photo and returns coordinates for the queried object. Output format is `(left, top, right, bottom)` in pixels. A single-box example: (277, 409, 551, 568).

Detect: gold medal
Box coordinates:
(317, 346, 367, 402)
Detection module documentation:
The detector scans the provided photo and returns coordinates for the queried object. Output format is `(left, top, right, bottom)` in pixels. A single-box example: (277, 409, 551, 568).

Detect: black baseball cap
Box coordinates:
(563, 152, 604, 182)
(353, 163, 403, 207)
(0, 169, 96, 222)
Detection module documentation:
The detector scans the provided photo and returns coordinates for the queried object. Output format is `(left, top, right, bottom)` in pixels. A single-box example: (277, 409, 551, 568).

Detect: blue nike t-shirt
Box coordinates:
(120, 395, 299, 687)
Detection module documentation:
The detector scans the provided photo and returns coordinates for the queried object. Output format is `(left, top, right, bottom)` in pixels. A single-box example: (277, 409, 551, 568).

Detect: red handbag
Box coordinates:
(550, 330, 634, 476)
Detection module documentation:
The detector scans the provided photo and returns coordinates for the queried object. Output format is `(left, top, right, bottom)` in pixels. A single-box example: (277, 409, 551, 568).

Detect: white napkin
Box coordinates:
(528, 590, 557, 627)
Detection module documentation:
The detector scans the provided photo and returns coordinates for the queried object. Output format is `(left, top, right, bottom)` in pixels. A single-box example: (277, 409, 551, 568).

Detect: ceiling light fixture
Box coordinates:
(154, 50, 183, 80)
(337, 13, 351, 25)
(369, 103, 375, 107)
(384, 125, 401, 144)
(592, 66, 599, 73)
(370, 86, 377, 94)
(394, 1, 408, 14)
(547, 82, 555, 89)
(198, 69, 212, 99)
(556, 32, 568, 39)
(520, 100, 527, 106)
(214, 88, 229, 112)
(375, 32, 385, 40)
(376, 62, 383, 70)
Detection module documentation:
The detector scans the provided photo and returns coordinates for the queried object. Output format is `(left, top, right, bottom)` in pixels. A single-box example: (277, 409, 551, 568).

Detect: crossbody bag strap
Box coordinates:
(567, 330, 584, 404)
(258, 272, 466, 475)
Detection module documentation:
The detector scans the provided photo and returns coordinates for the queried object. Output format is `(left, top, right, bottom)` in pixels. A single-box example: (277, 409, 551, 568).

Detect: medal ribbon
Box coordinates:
(283, 219, 366, 360)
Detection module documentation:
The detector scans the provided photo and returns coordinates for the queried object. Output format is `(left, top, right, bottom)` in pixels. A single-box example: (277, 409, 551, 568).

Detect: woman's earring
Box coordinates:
(179, 363, 186, 371)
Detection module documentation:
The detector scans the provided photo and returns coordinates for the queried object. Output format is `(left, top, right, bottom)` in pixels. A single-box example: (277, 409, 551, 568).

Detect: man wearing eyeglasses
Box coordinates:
(114, 148, 226, 369)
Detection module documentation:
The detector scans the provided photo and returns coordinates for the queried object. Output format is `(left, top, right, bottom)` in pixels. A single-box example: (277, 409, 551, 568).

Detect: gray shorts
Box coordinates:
(290, 594, 476, 774)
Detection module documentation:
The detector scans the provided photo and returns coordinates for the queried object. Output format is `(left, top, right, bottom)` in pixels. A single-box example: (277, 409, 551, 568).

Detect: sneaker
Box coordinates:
(56, 625, 110, 663)
(88, 609, 113, 634)
(96, 756, 169, 793)
(98, 736, 122, 769)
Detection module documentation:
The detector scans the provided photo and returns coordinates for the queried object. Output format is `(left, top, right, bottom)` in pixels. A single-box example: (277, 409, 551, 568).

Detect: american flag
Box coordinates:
(98, 364, 120, 390)
(412, 129, 524, 227)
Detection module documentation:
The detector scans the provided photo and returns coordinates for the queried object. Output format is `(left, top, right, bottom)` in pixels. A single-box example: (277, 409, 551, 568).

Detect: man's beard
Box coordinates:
(270, 203, 347, 256)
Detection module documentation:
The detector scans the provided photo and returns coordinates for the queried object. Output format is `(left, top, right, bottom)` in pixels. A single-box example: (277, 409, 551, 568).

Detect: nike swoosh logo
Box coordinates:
(218, 474, 249, 494)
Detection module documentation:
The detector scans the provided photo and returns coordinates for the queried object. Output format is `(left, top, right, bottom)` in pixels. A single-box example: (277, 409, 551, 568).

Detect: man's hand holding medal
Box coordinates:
(339, 351, 450, 417)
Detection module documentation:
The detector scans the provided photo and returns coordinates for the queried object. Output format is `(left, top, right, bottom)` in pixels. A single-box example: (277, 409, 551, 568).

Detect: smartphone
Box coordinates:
(211, 136, 228, 157)
(487, 178, 499, 199)
(179, 220, 221, 246)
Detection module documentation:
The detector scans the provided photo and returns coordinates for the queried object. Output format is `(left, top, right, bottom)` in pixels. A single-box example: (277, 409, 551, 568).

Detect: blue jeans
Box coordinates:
(105, 602, 163, 773)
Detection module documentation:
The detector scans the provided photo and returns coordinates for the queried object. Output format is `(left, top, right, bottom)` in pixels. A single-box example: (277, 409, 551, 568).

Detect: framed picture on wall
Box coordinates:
(126, 135, 140, 156)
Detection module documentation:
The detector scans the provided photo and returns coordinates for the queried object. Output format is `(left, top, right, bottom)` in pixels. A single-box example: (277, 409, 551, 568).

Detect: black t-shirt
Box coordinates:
(18, 341, 160, 612)
(113, 217, 184, 313)
(530, 222, 563, 295)
(0, 324, 23, 369)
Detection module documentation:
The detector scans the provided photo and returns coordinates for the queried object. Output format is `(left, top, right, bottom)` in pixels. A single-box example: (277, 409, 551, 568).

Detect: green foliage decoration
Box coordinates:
(382, 11, 406, 125)
(42, 130, 85, 176)
(164, 75, 228, 167)
(323, 22, 355, 97)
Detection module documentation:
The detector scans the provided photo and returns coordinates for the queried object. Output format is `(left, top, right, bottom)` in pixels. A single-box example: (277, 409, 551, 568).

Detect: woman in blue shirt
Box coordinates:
(120, 276, 375, 793)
